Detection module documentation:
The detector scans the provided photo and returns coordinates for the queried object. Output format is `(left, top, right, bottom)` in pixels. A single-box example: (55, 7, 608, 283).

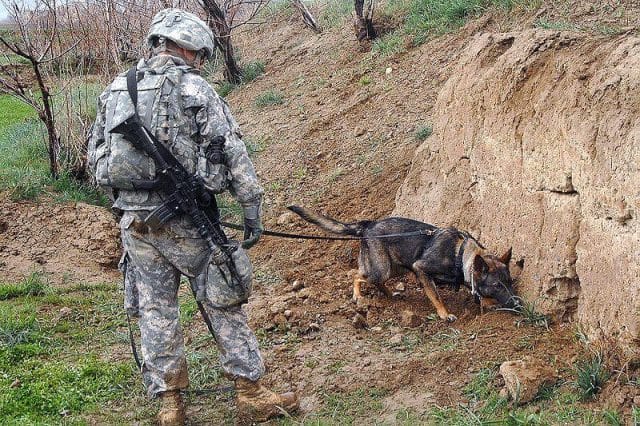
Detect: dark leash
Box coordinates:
(219, 221, 434, 241)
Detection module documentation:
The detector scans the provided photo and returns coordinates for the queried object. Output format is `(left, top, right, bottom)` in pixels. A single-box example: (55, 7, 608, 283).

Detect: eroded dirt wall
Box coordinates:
(394, 29, 640, 346)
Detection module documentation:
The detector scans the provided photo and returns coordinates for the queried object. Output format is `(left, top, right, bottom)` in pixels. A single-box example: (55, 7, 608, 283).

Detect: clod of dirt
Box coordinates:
(400, 310, 422, 328)
(499, 357, 557, 405)
(352, 312, 368, 329)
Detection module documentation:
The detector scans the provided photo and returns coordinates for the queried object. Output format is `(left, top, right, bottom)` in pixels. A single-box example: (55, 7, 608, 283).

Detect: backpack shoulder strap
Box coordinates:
(126, 66, 140, 116)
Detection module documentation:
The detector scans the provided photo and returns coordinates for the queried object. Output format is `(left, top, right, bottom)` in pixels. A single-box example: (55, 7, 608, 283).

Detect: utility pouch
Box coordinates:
(119, 252, 140, 317)
(197, 135, 231, 194)
(193, 243, 253, 308)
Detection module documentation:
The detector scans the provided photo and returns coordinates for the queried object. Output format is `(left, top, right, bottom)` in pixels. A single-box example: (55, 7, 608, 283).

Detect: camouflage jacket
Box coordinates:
(88, 55, 263, 212)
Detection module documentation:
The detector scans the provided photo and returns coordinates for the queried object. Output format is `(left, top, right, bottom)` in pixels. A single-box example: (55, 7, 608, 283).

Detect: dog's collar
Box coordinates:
(460, 236, 481, 296)
(454, 237, 467, 291)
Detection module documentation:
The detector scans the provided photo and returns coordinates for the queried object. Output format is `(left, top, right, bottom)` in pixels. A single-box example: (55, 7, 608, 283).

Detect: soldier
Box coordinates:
(87, 8, 298, 425)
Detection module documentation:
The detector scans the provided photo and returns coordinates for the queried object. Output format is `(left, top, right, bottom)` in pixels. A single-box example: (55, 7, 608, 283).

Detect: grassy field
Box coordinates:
(0, 273, 236, 424)
(0, 94, 107, 204)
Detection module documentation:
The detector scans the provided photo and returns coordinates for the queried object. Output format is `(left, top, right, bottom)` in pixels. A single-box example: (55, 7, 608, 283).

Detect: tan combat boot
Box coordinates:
(157, 390, 186, 426)
(235, 377, 298, 423)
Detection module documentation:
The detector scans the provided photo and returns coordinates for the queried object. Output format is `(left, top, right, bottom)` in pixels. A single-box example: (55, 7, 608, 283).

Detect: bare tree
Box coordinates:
(354, 0, 375, 42)
(199, 0, 242, 84)
(197, 0, 270, 84)
(0, 0, 78, 179)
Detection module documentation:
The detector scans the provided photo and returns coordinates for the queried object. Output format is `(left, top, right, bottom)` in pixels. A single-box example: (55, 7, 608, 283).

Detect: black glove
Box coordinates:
(242, 217, 263, 249)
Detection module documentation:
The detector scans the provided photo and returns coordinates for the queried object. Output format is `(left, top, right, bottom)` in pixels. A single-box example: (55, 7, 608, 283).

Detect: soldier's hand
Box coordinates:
(242, 217, 263, 249)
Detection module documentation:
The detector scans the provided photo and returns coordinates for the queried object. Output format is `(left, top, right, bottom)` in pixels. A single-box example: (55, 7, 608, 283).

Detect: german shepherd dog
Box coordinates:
(288, 206, 520, 322)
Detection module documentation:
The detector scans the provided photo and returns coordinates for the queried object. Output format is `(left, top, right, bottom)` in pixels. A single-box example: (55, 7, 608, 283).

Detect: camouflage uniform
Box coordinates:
(88, 54, 265, 398)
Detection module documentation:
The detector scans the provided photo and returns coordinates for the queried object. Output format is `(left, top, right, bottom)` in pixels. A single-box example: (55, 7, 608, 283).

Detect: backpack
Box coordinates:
(93, 68, 182, 190)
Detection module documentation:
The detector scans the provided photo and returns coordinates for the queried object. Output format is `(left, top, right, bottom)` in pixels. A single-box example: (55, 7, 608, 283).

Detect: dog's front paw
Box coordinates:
(444, 314, 457, 323)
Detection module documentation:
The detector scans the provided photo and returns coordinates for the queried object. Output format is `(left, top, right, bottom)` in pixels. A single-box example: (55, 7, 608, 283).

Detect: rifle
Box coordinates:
(110, 67, 238, 277)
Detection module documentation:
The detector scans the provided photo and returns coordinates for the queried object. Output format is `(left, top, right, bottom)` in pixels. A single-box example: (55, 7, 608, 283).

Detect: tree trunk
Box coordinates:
(292, 0, 321, 33)
(353, 0, 376, 41)
(199, 0, 243, 84)
(31, 59, 59, 179)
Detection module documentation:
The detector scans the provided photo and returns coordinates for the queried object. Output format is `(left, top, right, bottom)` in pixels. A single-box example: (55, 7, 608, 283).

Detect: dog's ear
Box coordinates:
(473, 255, 489, 275)
(498, 247, 512, 265)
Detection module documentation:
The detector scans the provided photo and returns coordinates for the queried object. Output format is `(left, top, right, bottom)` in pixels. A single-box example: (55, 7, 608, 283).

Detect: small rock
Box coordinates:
(10, 379, 20, 388)
(371, 326, 382, 332)
(395, 282, 406, 291)
(297, 288, 311, 299)
(277, 212, 296, 226)
(389, 333, 403, 345)
(59, 409, 71, 417)
(400, 310, 422, 328)
(354, 126, 366, 137)
(284, 309, 293, 319)
(291, 280, 304, 291)
(352, 313, 368, 329)
(385, 67, 393, 75)
(499, 358, 557, 405)
(59, 307, 72, 317)
(308, 322, 320, 331)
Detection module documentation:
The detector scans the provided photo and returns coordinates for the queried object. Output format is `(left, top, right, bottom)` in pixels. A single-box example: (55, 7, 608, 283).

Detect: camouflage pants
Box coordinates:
(120, 210, 265, 398)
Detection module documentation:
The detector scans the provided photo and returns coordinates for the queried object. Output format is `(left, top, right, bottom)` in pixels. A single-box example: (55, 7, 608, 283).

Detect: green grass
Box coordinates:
(415, 124, 433, 141)
(423, 369, 625, 425)
(512, 300, 551, 330)
(374, 0, 534, 52)
(255, 90, 285, 107)
(0, 277, 139, 424)
(213, 60, 266, 97)
(280, 387, 388, 424)
(0, 94, 108, 204)
(319, 0, 353, 28)
(575, 353, 609, 400)
(371, 32, 406, 57)
(0, 95, 36, 130)
(242, 60, 266, 83)
(0, 272, 48, 300)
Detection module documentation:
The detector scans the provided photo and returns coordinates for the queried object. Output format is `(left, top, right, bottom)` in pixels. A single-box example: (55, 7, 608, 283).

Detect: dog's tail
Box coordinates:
(287, 206, 362, 236)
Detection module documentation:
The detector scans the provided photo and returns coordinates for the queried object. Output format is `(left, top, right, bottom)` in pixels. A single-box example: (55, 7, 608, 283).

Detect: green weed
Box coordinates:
(215, 81, 236, 98)
(255, 90, 285, 107)
(371, 32, 406, 57)
(535, 19, 578, 31)
(415, 124, 433, 141)
(575, 353, 609, 400)
(358, 74, 372, 85)
(245, 135, 269, 157)
(242, 60, 266, 83)
(180, 296, 199, 323)
(512, 300, 551, 330)
(299, 387, 388, 424)
(0, 272, 48, 300)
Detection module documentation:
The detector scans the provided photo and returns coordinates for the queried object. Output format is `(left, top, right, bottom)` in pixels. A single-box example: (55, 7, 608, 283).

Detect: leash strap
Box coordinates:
(126, 313, 143, 370)
(220, 221, 434, 241)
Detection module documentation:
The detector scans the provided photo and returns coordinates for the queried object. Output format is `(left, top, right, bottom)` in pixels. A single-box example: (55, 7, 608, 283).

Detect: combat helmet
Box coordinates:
(147, 8, 215, 59)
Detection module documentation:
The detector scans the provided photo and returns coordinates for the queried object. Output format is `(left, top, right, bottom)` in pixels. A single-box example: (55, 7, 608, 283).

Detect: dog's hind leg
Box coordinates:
(352, 272, 368, 303)
(413, 268, 456, 322)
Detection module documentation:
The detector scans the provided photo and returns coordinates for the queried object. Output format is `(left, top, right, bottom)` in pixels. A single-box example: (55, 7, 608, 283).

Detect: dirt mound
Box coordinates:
(395, 28, 640, 348)
(0, 197, 120, 284)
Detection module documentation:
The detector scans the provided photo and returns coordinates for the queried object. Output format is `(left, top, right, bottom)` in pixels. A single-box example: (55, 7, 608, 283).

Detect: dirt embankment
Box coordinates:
(0, 197, 120, 284)
(395, 29, 640, 349)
